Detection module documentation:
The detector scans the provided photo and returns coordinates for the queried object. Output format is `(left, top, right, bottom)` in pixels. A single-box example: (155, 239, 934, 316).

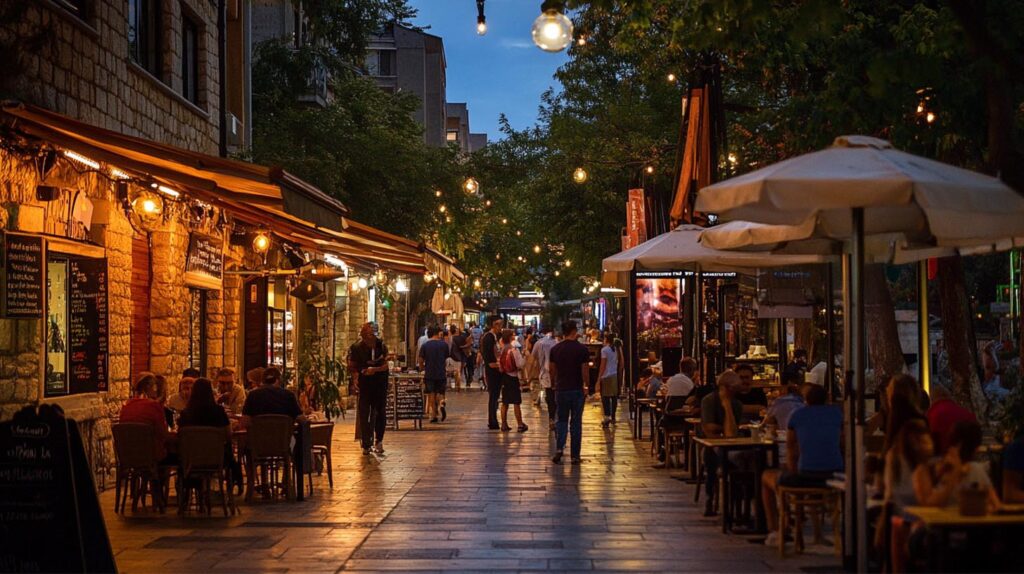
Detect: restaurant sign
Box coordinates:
(184, 233, 223, 290)
(2, 232, 44, 318)
(624, 188, 647, 250)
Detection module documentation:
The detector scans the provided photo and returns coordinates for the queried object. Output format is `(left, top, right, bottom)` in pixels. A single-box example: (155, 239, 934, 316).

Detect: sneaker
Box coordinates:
(373, 441, 384, 454)
(440, 403, 447, 421)
(764, 531, 780, 547)
(551, 450, 563, 464)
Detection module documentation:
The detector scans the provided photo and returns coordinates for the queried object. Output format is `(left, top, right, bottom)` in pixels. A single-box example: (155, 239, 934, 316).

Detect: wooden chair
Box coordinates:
(310, 422, 335, 488)
(776, 485, 842, 557)
(177, 426, 236, 516)
(665, 429, 686, 469)
(111, 423, 173, 513)
(246, 415, 294, 502)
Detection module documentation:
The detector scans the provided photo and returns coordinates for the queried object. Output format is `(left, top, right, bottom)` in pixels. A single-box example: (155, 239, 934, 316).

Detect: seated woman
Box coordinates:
(880, 419, 934, 571)
(915, 420, 1000, 511)
(178, 378, 242, 490)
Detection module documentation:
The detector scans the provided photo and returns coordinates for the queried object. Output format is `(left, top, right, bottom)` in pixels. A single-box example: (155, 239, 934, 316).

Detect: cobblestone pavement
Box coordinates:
(101, 387, 841, 572)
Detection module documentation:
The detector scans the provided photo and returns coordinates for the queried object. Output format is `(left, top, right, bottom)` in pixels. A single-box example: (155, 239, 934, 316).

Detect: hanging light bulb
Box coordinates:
(463, 177, 479, 194)
(564, 259, 572, 267)
(252, 230, 271, 254)
(473, 278, 482, 289)
(439, 204, 447, 213)
(357, 277, 369, 290)
(476, 0, 487, 35)
(533, 245, 541, 254)
(554, 270, 560, 277)
(531, 1, 573, 53)
(515, 230, 522, 236)
(501, 217, 508, 225)
(131, 190, 164, 222)
(645, 165, 655, 174)
(434, 189, 442, 197)
(484, 199, 492, 207)
(424, 272, 435, 284)
(572, 167, 588, 184)
(667, 73, 677, 83)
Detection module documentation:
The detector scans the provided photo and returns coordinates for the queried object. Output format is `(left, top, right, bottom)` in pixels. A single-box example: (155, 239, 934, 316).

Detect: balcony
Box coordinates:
(296, 56, 333, 108)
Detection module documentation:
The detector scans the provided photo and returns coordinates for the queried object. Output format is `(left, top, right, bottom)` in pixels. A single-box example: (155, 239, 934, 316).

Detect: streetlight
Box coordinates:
(572, 166, 588, 184)
(531, 1, 573, 53)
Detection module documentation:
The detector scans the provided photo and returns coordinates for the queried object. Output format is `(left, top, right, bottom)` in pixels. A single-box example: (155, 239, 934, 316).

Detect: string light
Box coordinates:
(463, 177, 479, 194)
(424, 272, 435, 284)
(501, 218, 508, 224)
(434, 189, 442, 197)
(533, 245, 541, 254)
(476, 0, 487, 35)
(667, 73, 677, 82)
(252, 231, 271, 254)
(554, 270, 560, 277)
(645, 165, 655, 174)
(564, 259, 572, 267)
(63, 150, 99, 169)
(473, 278, 482, 288)
(572, 167, 588, 184)
(531, 1, 573, 53)
(156, 185, 181, 198)
(439, 204, 447, 213)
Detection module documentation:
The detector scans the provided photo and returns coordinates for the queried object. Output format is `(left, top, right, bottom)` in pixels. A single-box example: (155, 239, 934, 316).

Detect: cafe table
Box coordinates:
(903, 504, 1024, 572)
(694, 436, 780, 533)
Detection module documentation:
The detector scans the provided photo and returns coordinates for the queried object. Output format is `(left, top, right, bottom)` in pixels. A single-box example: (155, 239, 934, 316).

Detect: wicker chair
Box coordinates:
(178, 426, 236, 516)
(310, 422, 335, 488)
(246, 415, 294, 502)
(112, 423, 173, 513)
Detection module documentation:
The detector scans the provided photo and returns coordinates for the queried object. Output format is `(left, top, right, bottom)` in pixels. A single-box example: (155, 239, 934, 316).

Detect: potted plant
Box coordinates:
(296, 332, 347, 420)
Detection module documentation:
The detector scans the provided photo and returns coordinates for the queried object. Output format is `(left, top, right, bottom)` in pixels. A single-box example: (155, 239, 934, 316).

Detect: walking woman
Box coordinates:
(598, 333, 622, 427)
(498, 329, 529, 432)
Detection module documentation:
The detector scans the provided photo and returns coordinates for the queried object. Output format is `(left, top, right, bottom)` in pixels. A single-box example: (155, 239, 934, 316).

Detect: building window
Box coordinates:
(187, 288, 207, 375)
(366, 50, 395, 76)
(446, 130, 459, 142)
(129, 0, 163, 79)
(181, 10, 200, 103)
(54, 0, 88, 20)
(46, 255, 109, 398)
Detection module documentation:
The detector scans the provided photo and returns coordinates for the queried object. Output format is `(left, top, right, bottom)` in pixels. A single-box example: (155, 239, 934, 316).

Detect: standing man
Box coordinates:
(469, 322, 483, 386)
(419, 326, 450, 423)
(449, 325, 471, 392)
(349, 322, 390, 456)
(531, 326, 558, 431)
(549, 320, 591, 464)
(480, 315, 504, 430)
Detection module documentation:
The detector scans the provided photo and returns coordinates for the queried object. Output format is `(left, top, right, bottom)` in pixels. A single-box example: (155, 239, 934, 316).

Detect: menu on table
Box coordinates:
(3, 233, 44, 318)
(68, 258, 108, 394)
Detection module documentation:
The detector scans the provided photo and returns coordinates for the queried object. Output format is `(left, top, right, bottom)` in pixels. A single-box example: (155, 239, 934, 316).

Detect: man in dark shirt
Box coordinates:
(349, 322, 390, 455)
(419, 326, 450, 423)
(699, 370, 745, 516)
(480, 315, 504, 430)
(449, 325, 470, 392)
(782, 349, 808, 383)
(734, 363, 768, 418)
(549, 320, 591, 464)
(241, 367, 302, 422)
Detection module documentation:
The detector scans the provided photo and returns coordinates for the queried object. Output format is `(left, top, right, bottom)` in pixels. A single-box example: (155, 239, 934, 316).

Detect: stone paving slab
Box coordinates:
(99, 389, 840, 572)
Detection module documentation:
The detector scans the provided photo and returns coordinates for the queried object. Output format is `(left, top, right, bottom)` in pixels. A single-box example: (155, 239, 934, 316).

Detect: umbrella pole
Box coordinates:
(852, 207, 868, 572)
(918, 261, 931, 395)
(841, 249, 856, 569)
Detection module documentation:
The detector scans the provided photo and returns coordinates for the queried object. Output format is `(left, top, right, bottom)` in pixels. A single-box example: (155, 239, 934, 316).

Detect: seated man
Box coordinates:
(166, 376, 195, 412)
(636, 367, 662, 399)
(761, 383, 844, 546)
(241, 367, 303, 427)
(699, 370, 744, 516)
(659, 357, 697, 398)
(734, 363, 768, 419)
(765, 372, 805, 433)
(119, 374, 173, 464)
(215, 368, 247, 414)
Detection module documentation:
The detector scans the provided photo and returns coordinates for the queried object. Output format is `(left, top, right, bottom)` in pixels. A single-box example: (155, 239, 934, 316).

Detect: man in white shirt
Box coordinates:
(531, 326, 558, 431)
(659, 357, 697, 398)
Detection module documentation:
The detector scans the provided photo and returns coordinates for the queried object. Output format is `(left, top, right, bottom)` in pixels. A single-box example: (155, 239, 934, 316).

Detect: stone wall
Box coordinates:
(1, 0, 221, 153)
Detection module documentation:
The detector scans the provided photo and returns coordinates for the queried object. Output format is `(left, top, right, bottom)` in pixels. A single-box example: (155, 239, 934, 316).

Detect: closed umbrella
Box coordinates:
(694, 135, 1024, 571)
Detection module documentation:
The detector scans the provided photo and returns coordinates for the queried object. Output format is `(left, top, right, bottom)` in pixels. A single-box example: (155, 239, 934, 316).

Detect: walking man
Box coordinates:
(349, 322, 390, 455)
(531, 326, 558, 431)
(480, 315, 504, 430)
(549, 320, 591, 464)
(418, 326, 450, 423)
(449, 325, 471, 392)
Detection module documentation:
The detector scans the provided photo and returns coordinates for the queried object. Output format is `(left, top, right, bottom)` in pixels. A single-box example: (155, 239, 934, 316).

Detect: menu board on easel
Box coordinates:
(68, 258, 108, 394)
(387, 375, 424, 429)
(2, 232, 44, 318)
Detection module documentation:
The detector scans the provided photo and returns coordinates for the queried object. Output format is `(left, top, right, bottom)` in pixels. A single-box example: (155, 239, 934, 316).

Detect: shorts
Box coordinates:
(501, 374, 522, 405)
(448, 360, 463, 374)
(599, 375, 619, 397)
(778, 470, 837, 488)
(424, 378, 447, 395)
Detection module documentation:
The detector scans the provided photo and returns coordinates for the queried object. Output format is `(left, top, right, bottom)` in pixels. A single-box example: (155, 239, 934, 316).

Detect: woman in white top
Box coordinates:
(598, 333, 622, 427)
(884, 419, 932, 509)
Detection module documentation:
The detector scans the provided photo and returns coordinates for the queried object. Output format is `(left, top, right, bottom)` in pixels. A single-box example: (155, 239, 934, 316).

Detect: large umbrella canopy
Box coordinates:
(601, 223, 828, 289)
(695, 135, 1024, 250)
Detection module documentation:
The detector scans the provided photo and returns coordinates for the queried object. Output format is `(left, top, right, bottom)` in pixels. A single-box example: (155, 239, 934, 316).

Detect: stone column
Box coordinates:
(148, 220, 190, 380)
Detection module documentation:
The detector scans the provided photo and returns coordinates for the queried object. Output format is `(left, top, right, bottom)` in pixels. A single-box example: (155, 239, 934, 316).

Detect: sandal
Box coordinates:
(517, 424, 529, 433)
(500, 424, 511, 432)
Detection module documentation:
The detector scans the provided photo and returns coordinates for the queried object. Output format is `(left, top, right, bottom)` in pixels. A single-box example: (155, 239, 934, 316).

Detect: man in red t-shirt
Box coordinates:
(119, 374, 172, 462)
(926, 384, 976, 455)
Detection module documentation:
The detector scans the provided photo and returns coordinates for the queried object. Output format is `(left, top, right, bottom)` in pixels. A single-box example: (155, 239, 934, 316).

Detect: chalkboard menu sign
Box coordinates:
(0, 405, 116, 573)
(68, 258, 108, 394)
(3, 232, 44, 318)
(387, 375, 424, 429)
(184, 233, 223, 289)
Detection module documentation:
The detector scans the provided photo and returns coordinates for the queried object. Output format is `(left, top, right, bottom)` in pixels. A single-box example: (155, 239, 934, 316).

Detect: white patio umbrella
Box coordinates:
(601, 223, 829, 290)
(694, 135, 1024, 570)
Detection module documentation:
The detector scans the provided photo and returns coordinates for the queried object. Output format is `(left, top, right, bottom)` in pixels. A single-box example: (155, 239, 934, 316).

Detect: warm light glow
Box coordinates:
(463, 177, 479, 194)
(533, 245, 541, 254)
(252, 231, 271, 254)
(531, 7, 573, 52)
(130, 190, 163, 221)
(445, 215, 452, 223)
(156, 185, 181, 198)
(439, 204, 447, 213)
(424, 272, 435, 284)
(645, 165, 655, 174)
(434, 189, 442, 197)
(926, 112, 935, 123)
(350, 279, 361, 293)
(916, 104, 925, 113)
(515, 230, 522, 236)
(375, 269, 386, 284)
(592, 280, 600, 289)
(576, 35, 587, 46)
(484, 199, 492, 207)
(572, 167, 588, 184)
(564, 259, 572, 267)
(473, 278, 482, 288)
(667, 73, 676, 82)
(501, 218, 508, 224)
(357, 277, 368, 289)
(395, 277, 410, 293)
(554, 270, 560, 277)
(444, 291, 452, 301)
(495, 253, 501, 260)
(727, 153, 738, 165)
(110, 168, 131, 180)
(63, 150, 100, 169)
(477, 20, 487, 35)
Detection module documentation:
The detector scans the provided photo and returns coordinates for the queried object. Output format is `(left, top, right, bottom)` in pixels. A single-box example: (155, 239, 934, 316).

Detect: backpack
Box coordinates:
(499, 346, 518, 374)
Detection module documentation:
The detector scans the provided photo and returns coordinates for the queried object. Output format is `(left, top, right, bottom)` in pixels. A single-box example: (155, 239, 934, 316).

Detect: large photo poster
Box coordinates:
(635, 274, 684, 356)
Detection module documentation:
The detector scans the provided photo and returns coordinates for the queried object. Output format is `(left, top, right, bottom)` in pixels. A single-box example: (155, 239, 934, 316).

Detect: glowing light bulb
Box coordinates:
(252, 231, 270, 254)
(531, 5, 573, 52)
(473, 278, 482, 289)
(533, 245, 541, 254)
(572, 167, 588, 184)
(667, 73, 676, 82)
(565, 259, 572, 267)
(463, 177, 479, 194)
(645, 165, 655, 174)
(926, 112, 935, 123)
(357, 277, 368, 289)
(501, 218, 508, 225)
(439, 204, 447, 213)
(554, 270, 560, 277)
(435, 189, 442, 197)
(477, 20, 487, 35)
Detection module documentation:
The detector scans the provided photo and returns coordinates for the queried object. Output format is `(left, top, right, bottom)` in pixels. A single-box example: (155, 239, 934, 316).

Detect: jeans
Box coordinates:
(485, 367, 502, 427)
(556, 389, 585, 459)
(358, 382, 388, 449)
(602, 396, 618, 420)
(464, 352, 476, 382)
(543, 386, 557, 422)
